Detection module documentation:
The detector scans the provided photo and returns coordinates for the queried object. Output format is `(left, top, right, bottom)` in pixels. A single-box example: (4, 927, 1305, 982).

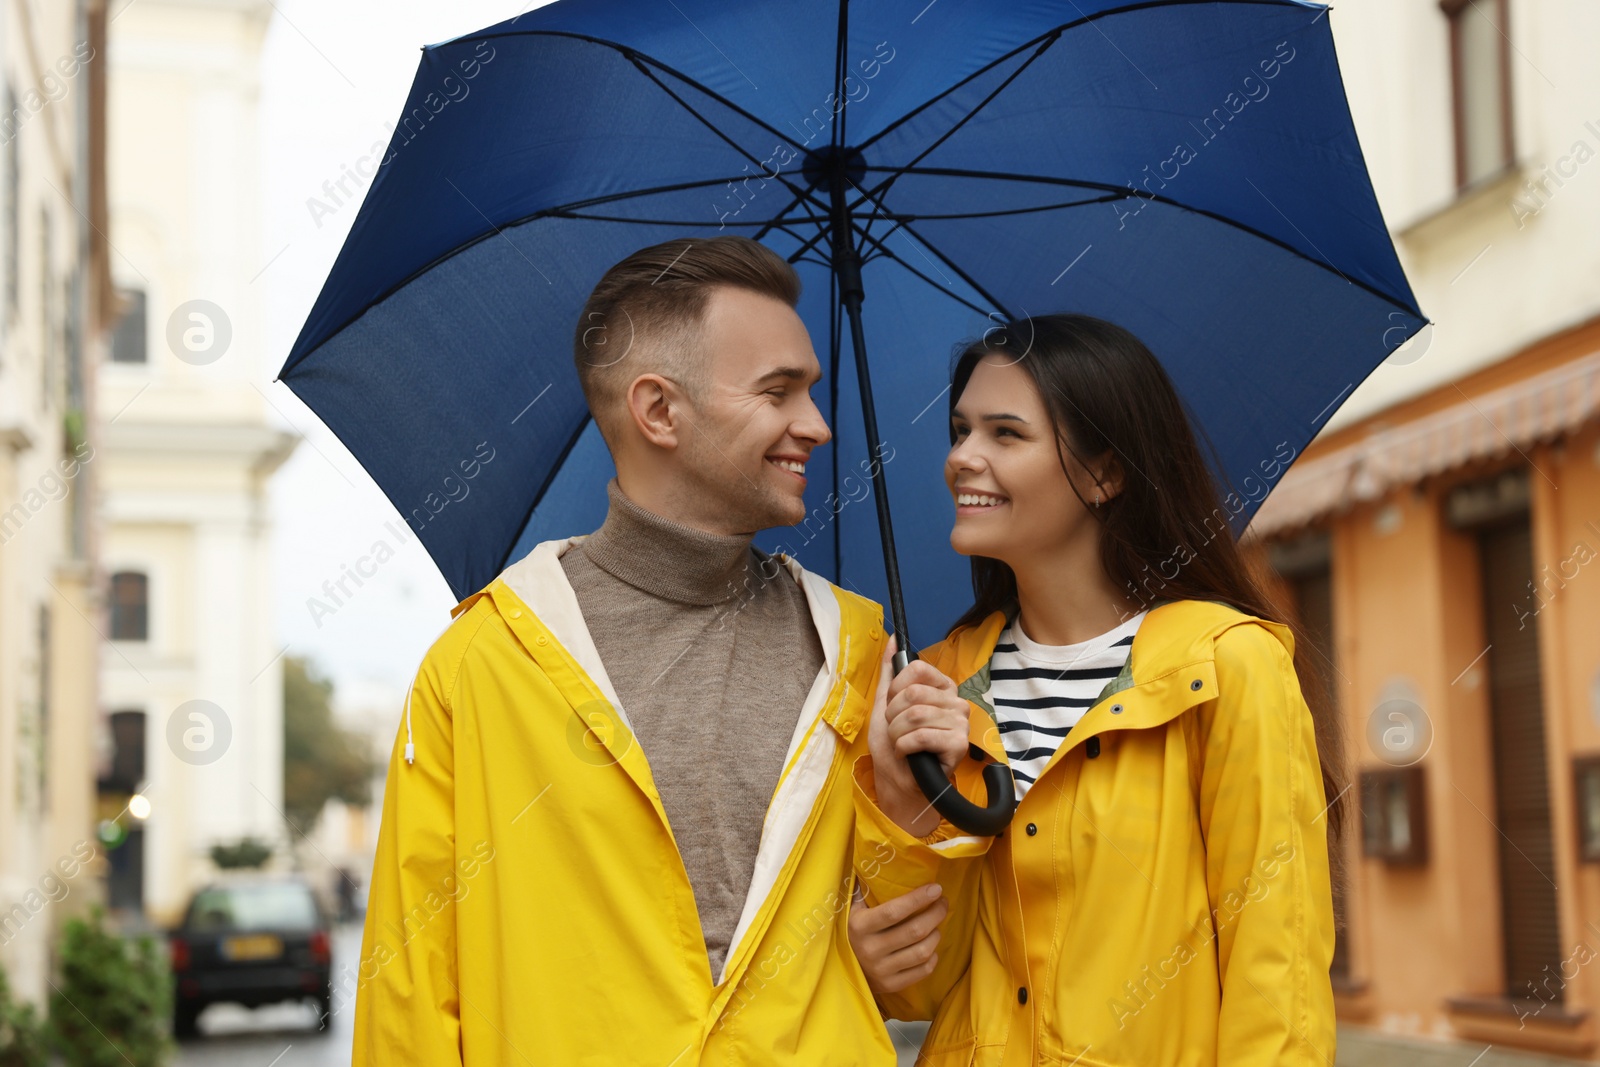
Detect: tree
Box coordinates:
(283, 656, 376, 836)
(0, 963, 48, 1067)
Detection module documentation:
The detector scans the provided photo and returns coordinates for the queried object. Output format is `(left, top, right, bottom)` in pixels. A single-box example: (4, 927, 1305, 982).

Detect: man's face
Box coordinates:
(673, 286, 830, 533)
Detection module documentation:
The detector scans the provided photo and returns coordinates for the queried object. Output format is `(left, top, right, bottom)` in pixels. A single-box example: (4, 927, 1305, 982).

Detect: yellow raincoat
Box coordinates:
(853, 599, 1336, 1067)
(354, 536, 897, 1065)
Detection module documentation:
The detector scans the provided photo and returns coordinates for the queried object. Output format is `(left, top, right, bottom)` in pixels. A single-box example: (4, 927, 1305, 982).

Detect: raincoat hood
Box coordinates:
(936, 598, 1295, 768)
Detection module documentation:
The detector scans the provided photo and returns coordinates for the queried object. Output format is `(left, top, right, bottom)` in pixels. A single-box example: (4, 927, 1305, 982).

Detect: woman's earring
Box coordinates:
(1094, 491, 1102, 506)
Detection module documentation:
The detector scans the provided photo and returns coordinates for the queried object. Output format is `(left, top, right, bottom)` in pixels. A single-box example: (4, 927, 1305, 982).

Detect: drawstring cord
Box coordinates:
(403, 616, 461, 767)
(404, 678, 416, 765)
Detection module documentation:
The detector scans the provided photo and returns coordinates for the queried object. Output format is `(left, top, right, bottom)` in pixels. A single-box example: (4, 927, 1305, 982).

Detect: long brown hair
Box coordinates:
(944, 313, 1350, 902)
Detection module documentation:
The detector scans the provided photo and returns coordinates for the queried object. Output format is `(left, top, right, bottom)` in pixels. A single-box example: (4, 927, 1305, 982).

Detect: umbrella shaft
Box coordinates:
(830, 169, 915, 667)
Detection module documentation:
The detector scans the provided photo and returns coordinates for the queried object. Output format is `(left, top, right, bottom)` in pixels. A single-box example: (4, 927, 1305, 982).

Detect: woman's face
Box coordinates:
(944, 353, 1108, 564)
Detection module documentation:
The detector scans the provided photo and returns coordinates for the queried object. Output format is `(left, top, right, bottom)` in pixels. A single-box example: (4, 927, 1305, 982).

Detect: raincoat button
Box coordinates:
(1110, 703, 1123, 714)
(1190, 678, 1204, 691)
(536, 635, 548, 646)
(1025, 823, 1037, 836)
(509, 609, 522, 619)
(1018, 986, 1028, 1005)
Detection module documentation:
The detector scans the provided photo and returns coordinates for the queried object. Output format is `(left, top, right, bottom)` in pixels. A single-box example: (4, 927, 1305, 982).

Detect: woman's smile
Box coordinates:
(954, 489, 1009, 515)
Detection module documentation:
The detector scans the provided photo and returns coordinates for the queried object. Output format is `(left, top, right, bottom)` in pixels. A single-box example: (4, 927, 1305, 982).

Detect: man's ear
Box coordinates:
(625, 373, 681, 450)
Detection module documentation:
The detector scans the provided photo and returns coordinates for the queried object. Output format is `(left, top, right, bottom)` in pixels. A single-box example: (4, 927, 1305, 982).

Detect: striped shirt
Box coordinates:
(990, 610, 1147, 800)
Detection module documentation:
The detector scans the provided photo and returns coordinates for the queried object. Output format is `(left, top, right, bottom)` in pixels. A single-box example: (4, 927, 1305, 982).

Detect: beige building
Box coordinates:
(1247, 0, 1600, 1058)
(0, 0, 110, 1006)
(98, 0, 296, 927)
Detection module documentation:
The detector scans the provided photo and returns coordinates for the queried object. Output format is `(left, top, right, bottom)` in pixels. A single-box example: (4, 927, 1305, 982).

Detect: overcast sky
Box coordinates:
(260, 0, 550, 712)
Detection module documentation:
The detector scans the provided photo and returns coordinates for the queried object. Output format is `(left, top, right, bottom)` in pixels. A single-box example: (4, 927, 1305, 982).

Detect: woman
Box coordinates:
(846, 314, 1346, 1067)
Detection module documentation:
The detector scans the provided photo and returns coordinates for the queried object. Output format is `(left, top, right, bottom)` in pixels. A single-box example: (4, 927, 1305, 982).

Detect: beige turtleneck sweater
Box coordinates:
(559, 478, 827, 978)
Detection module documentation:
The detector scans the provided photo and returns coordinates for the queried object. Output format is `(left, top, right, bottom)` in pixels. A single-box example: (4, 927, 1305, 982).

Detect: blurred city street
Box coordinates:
(172, 924, 361, 1067)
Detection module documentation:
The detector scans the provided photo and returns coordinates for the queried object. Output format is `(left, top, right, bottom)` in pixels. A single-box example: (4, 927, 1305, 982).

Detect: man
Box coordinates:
(353, 236, 900, 1065)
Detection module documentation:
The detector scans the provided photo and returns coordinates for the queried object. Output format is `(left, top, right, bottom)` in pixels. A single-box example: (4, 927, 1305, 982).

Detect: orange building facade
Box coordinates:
(1250, 311, 1600, 1058)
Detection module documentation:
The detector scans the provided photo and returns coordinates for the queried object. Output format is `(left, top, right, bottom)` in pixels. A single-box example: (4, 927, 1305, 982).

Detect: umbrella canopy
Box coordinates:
(279, 0, 1425, 650)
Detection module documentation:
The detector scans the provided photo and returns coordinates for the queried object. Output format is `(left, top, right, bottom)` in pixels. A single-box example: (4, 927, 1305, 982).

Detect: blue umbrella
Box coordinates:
(279, 0, 1425, 833)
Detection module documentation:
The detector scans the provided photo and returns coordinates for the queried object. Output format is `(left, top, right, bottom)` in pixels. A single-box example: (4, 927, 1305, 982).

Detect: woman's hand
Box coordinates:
(867, 635, 972, 838)
(848, 881, 948, 995)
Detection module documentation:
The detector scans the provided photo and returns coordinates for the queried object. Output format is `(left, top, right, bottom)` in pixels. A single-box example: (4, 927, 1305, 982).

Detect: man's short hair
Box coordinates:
(573, 236, 802, 448)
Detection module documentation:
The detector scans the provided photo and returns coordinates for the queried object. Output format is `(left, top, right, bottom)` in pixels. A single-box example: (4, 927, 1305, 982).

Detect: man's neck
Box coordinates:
(578, 477, 757, 606)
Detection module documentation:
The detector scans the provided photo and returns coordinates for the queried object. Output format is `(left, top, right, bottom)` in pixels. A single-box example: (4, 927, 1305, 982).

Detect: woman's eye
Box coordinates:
(996, 427, 1019, 438)
(766, 389, 786, 399)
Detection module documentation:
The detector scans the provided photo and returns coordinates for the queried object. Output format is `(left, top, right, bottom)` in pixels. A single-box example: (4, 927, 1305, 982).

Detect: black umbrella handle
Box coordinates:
(886, 643, 1016, 837)
(906, 752, 1018, 839)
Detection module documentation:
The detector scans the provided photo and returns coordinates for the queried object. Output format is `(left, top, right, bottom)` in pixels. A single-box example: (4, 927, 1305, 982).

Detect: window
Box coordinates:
(109, 570, 148, 641)
(109, 288, 146, 364)
(1442, 0, 1513, 189)
(185, 884, 321, 934)
(100, 709, 146, 793)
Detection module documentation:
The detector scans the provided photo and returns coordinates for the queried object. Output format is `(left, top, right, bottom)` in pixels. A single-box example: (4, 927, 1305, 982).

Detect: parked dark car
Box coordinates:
(168, 874, 333, 1037)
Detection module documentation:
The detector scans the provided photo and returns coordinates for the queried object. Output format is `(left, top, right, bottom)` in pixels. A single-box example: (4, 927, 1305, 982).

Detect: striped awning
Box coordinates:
(1248, 348, 1600, 537)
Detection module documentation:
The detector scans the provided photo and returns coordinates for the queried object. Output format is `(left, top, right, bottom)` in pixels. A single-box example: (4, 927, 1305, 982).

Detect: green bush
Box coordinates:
(209, 837, 273, 870)
(46, 906, 171, 1067)
(0, 964, 48, 1067)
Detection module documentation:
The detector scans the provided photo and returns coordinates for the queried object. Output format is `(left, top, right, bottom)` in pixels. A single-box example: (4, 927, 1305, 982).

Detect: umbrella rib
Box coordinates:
(291, 174, 823, 370)
(542, 173, 791, 214)
(786, 165, 913, 269)
(842, 176, 1016, 320)
(857, 32, 1062, 209)
(843, 166, 900, 249)
(854, 232, 1001, 322)
(752, 185, 819, 242)
(858, 165, 1128, 196)
(864, 195, 1126, 222)
(496, 411, 596, 577)
(446, 28, 807, 158)
(626, 57, 832, 219)
(846, 165, 1423, 317)
(545, 209, 818, 240)
(548, 198, 836, 268)
(769, 181, 852, 265)
(851, 0, 1304, 158)
(788, 210, 862, 269)
(886, 220, 1016, 322)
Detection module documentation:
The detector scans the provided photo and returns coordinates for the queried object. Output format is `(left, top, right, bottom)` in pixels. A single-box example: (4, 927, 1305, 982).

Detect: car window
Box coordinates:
(187, 884, 320, 932)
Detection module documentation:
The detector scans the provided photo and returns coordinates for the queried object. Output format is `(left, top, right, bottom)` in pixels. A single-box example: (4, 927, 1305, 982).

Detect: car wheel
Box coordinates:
(315, 992, 333, 1032)
(173, 999, 201, 1038)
